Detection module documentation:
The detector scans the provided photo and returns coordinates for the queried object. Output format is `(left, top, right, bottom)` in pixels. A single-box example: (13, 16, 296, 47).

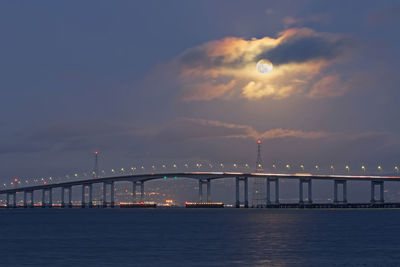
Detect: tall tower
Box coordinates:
(93, 151, 99, 178)
(252, 139, 265, 207)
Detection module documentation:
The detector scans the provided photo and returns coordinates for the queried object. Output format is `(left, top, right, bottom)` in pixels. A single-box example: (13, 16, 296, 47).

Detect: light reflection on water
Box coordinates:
(0, 209, 399, 266)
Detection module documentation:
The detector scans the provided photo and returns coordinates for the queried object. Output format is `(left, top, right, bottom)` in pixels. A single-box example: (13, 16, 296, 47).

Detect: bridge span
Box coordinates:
(1, 172, 400, 208)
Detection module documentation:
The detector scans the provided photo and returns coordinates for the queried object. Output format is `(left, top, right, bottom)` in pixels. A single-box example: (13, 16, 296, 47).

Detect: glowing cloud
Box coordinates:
(172, 28, 354, 101)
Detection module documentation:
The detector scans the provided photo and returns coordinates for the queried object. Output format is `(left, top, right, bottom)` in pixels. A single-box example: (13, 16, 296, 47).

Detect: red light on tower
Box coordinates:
(94, 151, 98, 155)
(14, 178, 18, 183)
(257, 139, 261, 145)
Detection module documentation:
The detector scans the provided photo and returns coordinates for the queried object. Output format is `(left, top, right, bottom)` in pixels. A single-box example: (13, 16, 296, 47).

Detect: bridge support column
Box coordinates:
(49, 189, 52, 208)
(140, 181, 144, 203)
(132, 181, 137, 203)
(68, 186, 72, 208)
(198, 180, 203, 203)
(299, 178, 312, 204)
(244, 177, 248, 208)
(275, 178, 279, 204)
(207, 179, 211, 202)
(235, 177, 240, 208)
(371, 181, 384, 203)
(334, 180, 347, 204)
(299, 179, 304, 204)
(30, 191, 34, 208)
(110, 181, 115, 208)
(235, 177, 249, 208)
(81, 185, 85, 208)
(61, 187, 65, 208)
(42, 189, 45, 208)
(6, 193, 9, 208)
(89, 184, 93, 207)
(103, 183, 107, 207)
(13, 192, 16, 208)
(266, 178, 279, 205)
(23, 191, 27, 208)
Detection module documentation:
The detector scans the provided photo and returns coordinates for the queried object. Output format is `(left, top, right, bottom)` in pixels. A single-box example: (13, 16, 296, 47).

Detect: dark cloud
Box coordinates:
(259, 33, 353, 65)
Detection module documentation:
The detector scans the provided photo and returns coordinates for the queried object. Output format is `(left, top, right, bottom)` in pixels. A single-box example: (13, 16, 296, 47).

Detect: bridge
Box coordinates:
(1, 171, 400, 208)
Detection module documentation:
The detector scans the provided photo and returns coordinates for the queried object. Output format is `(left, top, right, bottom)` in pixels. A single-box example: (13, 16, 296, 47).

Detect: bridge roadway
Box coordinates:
(1, 172, 400, 208)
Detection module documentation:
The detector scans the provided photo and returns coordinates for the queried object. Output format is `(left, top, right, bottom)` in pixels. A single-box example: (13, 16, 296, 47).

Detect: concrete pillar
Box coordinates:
(266, 178, 270, 205)
(103, 183, 107, 207)
(343, 181, 347, 203)
(6, 193, 9, 207)
(207, 179, 211, 203)
(132, 181, 136, 203)
(61, 187, 65, 207)
(198, 180, 203, 203)
(244, 177, 248, 208)
(235, 177, 240, 208)
(380, 182, 384, 203)
(371, 181, 375, 203)
(334, 180, 338, 203)
(308, 179, 312, 204)
(13, 193, 16, 208)
(81, 185, 85, 208)
(42, 189, 45, 208)
(89, 184, 93, 207)
(49, 189, 52, 208)
(68, 186, 72, 208)
(30, 191, 34, 208)
(299, 179, 304, 204)
(140, 181, 144, 203)
(110, 181, 115, 207)
(275, 179, 279, 204)
(23, 191, 27, 208)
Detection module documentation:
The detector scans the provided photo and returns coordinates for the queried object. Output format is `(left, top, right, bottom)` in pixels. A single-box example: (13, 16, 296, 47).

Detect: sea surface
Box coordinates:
(0, 208, 399, 266)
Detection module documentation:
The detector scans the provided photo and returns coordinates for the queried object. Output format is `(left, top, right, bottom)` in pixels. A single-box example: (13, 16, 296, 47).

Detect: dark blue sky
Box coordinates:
(1, 1, 400, 181)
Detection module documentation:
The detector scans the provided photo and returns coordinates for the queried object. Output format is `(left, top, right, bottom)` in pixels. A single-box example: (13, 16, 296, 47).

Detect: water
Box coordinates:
(0, 209, 400, 266)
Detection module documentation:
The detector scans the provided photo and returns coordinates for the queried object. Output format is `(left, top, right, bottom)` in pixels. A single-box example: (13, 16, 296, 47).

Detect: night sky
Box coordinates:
(2, 1, 400, 182)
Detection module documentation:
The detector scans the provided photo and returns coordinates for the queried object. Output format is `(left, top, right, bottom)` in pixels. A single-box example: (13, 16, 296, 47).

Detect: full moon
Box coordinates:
(256, 59, 273, 74)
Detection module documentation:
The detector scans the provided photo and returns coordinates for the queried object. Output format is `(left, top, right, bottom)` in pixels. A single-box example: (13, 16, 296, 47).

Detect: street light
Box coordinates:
(361, 165, 366, 174)
(300, 164, 305, 171)
(345, 165, 350, 173)
(330, 165, 335, 173)
(378, 165, 382, 173)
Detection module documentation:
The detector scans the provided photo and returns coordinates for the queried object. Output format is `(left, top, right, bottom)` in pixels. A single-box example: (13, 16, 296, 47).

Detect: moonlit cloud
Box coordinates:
(172, 28, 355, 101)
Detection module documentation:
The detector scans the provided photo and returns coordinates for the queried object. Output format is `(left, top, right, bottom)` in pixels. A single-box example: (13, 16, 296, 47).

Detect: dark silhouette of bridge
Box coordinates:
(1, 171, 400, 208)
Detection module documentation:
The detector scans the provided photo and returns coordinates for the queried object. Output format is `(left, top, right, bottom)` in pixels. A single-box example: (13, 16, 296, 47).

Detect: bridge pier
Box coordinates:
(30, 191, 34, 208)
(140, 181, 144, 203)
(42, 189, 45, 208)
(266, 178, 279, 205)
(207, 179, 211, 202)
(68, 186, 72, 208)
(89, 184, 93, 207)
(299, 178, 312, 204)
(49, 189, 52, 208)
(198, 179, 211, 203)
(132, 181, 137, 203)
(110, 181, 115, 208)
(371, 180, 384, 203)
(61, 187, 65, 208)
(334, 180, 347, 203)
(23, 191, 27, 208)
(235, 177, 248, 208)
(103, 183, 107, 207)
(81, 185, 86, 208)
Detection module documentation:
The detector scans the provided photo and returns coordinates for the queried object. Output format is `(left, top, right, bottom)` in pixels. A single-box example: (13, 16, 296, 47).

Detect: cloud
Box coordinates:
(283, 14, 331, 27)
(156, 118, 330, 142)
(169, 28, 355, 101)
